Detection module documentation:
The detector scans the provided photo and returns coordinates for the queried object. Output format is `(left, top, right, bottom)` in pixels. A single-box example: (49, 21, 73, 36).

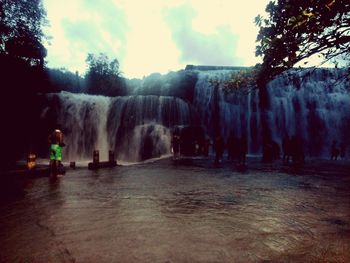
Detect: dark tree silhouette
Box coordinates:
(254, 0, 350, 154)
(85, 53, 127, 96)
(0, 0, 48, 66)
(224, 1, 350, 159)
(255, 0, 350, 85)
(0, 0, 48, 169)
(46, 68, 85, 93)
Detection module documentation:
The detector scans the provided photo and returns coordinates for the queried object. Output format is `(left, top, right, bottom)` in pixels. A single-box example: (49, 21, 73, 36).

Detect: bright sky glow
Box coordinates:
(43, 0, 270, 78)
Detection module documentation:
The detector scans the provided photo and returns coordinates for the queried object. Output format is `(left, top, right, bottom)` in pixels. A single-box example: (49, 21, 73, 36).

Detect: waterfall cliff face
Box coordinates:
(43, 92, 111, 161)
(107, 95, 198, 162)
(267, 68, 350, 156)
(42, 67, 349, 162)
(192, 70, 261, 154)
(42, 92, 196, 162)
(191, 68, 349, 157)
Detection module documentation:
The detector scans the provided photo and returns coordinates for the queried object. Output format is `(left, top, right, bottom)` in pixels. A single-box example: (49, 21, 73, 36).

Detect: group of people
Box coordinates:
(50, 127, 346, 174)
(171, 130, 248, 166)
(171, 126, 210, 159)
(281, 136, 305, 164)
(172, 127, 348, 166)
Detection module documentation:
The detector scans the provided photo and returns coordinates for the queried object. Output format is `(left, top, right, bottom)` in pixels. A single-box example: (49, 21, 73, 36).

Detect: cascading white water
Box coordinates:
(43, 92, 111, 161)
(42, 93, 195, 162)
(107, 95, 197, 162)
(268, 68, 350, 156)
(192, 70, 243, 138)
(191, 67, 349, 156)
(117, 123, 172, 163)
(192, 70, 261, 154)
(42, 67, 349, 162)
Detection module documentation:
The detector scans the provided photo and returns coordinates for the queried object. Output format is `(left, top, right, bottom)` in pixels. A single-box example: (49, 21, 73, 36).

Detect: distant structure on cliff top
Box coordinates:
(185, 65, 248, 71)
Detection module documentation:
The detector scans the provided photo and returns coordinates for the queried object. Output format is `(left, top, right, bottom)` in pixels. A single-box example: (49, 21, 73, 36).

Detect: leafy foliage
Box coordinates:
(255, 0, 350, 84)
(223, 67, 260, 94)
(225, 0, 350, 94)
(46, 68, 84, 93)
(85, 53, 127, 96)
(0, 0, 48, 60)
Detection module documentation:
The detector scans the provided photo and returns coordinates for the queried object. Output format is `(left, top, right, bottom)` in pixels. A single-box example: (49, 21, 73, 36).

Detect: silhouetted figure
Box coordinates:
(141, 135, 153, 160)
(194, 140, 200, 155)
(203, 138, 210, 156)
(282, 136, 292, 163)
(227, 134, 233, 161)
(291, 136, 304, 165)
(271, 140, 280, 160)
(172, 128, 180, 159)
(214, 135, 224, 164)
(227, 134, 238, 161)
(237, 136, 247, 166)
(262, 139, 280, 163)
(262, 140, 273, 163)
(330, 140, 340, 160)
(340, 143, 346, 160)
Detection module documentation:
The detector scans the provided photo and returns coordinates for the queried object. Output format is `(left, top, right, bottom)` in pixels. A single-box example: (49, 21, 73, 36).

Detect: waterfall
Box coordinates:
(268, 68, 350, 156)
(41, 67, 349, 162)
(192, 70, 261, 154)
(191, 67, 349, 157)
(44, 92, 111, 161)
(42, 92, 196, 162)
(108, 95, 198, 162)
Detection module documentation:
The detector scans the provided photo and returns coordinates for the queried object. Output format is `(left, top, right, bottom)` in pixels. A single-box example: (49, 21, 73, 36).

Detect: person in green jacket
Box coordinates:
(48, 129, 65, 177)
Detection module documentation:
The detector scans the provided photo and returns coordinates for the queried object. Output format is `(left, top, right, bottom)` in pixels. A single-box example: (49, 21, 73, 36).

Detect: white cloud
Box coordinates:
(119, 0, 182, 77)
(43, 0, 270, 78)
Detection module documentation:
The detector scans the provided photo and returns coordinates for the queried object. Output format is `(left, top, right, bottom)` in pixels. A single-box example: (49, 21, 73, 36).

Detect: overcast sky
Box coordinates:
(43, 0, 270, 78)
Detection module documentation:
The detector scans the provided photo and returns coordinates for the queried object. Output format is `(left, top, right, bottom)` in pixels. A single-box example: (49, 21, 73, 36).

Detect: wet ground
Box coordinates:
(0, 157, 350, 263)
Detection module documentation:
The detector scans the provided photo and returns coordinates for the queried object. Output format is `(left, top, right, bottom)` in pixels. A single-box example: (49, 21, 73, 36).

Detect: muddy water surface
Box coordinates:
(0, 158, 349, 262)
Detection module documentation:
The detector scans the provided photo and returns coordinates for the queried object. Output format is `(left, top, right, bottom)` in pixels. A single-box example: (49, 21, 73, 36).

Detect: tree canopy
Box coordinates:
(85, 53, 127, 96)
(255, 0, 350, 85)
(222, 0, 350, 149)
(0, 0, 48, 60)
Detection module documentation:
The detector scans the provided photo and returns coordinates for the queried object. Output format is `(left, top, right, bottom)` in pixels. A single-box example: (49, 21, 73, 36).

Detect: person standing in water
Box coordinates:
(48, 128, 65, 177)
(330, 140, 340, 160)
(214, 135, 224, 164)
(171, 127, 180, 159)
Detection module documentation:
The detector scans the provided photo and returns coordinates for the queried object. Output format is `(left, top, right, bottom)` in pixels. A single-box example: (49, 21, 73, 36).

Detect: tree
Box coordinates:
(224, 0, 350, 157)
(0, 0, 48, 65)
(255, 0, 350, 148)
(226, 0, 349, 91)
(0, 0, 48, 168)
(85, 53, 126, 96)
(255, 0, 350, 85)
(45, 68, 85, 93)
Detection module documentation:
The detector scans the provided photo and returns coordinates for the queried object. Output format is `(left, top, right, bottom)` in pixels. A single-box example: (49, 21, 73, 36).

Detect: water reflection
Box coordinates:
(162, 190, 240, 215)
(0, 159, 349, 262)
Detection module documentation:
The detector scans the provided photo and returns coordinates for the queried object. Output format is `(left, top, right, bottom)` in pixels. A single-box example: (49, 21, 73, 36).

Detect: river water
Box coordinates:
(0, 158, 349, 263)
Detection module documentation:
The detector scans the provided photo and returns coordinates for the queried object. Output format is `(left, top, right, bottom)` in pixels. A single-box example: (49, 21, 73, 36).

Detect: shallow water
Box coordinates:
(1, 158, 350, 263)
